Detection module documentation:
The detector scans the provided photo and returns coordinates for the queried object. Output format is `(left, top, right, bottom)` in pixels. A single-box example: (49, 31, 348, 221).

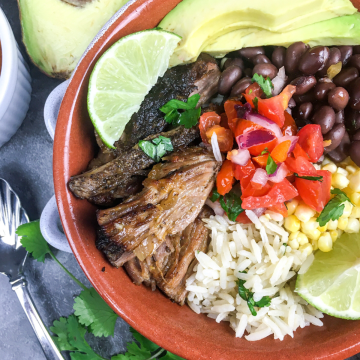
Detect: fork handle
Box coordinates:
(11, 277, 64, 360)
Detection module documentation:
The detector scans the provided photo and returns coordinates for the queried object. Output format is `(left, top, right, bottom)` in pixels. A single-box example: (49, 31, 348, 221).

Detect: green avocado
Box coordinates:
(205, 13, 360, 58)
(159, 0, 357, 67)
(17, 0, 129, 78)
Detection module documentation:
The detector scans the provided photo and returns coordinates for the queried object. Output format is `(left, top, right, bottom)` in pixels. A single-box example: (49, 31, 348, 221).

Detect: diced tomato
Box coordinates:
(216, 160, 235, 196)
(268, 203, 288, 218)
(252, 154, 269, 167)
(242, 182, 271, 198)
(257, 85, 296, 127)
(234, 119, 263, 138)
(295, 170, 331, 212)
(199, 112, 221, 145)
(233, 159, 256, 188)
(206, 125, 234, 153)
(282, 112, 298, 136)
(271, 140, 291, 163)
(220, 113, 230, 129)
(242, 179, 298, 209)
(224, 100, 243, 133)
(297, 124, 324, 163)
(285, 156, 317, 176)
(244, 83, 263, 108)
(293, 143, 309, 159)
(248, 136, 277, 157)
(236, 211, 252, 224)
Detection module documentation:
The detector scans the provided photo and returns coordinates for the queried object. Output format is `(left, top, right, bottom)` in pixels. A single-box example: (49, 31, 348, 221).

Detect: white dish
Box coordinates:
(0, 7, 32, 148)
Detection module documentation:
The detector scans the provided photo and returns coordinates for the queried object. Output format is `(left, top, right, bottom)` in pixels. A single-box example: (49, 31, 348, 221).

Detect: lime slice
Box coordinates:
(296, 233, 360, 319)
(88, 29, 181, 148)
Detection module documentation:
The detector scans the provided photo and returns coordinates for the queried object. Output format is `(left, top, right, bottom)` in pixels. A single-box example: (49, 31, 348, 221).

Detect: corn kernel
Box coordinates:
(289, 231, 300, 241)
(338, 217, 348, 230)
(313, 164, 321, 170)
(299, 243, 313, 256)
(295, 204, 316, 223)
(341, 157, 354, 166)
(337, 167, 349, 176)
(284, 215, 301, 233)
(338, 229, 344, 238)
(350, 193, 360, 206)
(322, 163, 337, 174)
(318, 232, 333, 252)
(332, 173, 350, 189)
(346, 165, 357, 174)
(340, 201, 353, 218)
(351, 205, 360, 218)
(327, 219, 338, 230)
(312, 240, 319, 251)
(330, 230, 339, 242)
(345, 218, 360, 234)
(297, 232, 309, 245)
(301, 218, 319, 233)
(286, 199, 299, 216)
(288, 239, 299, 250)
(348, 171, 360, 192)
(318, 223, 328, 232)
(321, 157, 332, 166)
(343, 187, 355, 198)
(306, 229, 321, 242)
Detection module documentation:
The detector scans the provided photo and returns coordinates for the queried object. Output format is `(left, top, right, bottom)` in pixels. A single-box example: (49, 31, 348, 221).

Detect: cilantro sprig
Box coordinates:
(252, 74, 274, 98)
(210, 187, 245, 221)
(294, 173, 323, 182)
(266, 154, 277, 175)
(139, 136, 173, 162)
(317, 189, 352, 227)
(160, 94, 201, 128)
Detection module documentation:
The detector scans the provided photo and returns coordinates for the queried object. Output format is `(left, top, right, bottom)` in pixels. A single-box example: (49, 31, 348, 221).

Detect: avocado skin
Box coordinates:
(17, 0, 129, 79)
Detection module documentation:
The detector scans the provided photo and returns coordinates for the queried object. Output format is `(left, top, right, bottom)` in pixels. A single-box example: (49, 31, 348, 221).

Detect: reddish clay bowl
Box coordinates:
(54, 1, 360, 359)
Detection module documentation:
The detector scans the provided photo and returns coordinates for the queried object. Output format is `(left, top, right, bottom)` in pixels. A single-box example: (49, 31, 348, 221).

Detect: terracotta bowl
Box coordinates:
(54, 1, 360, 358)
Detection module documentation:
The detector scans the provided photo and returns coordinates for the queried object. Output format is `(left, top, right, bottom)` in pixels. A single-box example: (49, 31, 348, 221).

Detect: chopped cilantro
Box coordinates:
(210, 188, 221, 202)
(252, 73, 274, 98)
(294, 173, 323, 182)
(220, 190, 245, 222)
(260, 148, 269, 155)
(138, 136, 173, 162)
(253, 97, 259, 111)
(160, 94, 201, 128)
(317, 189, 352, 227)
(266, 154, 277, 175)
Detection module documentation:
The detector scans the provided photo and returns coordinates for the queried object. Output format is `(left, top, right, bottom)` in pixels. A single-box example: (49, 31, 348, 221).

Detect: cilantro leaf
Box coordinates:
(178, 107, 201, 128)
(254, 296, 272, 308)
(294, 173, 323, 182)
(130, 328, 159, 352)
(220, 190, 244, 221)
(252, 74, 274, 98)
(138, 136, 173, 162)
(260, 148, 269, 155)
(253, 97, 259, 111)
(138, 140, 157, 160)
(50, 317, 76, 351)
(266, 155, 277, 175)
(210, 188, 221, 202)
(164, 109, 180, 124)
(73, 287, 118, 337)
(160, 94, 200, 113)
(17, 221, 50, 262)
(317, 189, 351, 227)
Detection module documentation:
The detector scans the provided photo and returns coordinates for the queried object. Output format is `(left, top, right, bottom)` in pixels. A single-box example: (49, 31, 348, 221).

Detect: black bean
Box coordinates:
(353, 129, 360, 141)
(252, 54, 271, 65)
(314, 81, 336, 101)
(272, 47, 286, 68)
(353, 46, 360, 55)
(345, 108, 360, 131)
(244, 68, 253, 77)
(312, 105, 336, 134)
(252, 63, 278, 79)
(328, 87, 349, 111)
(290, 75, 317, 95)
(224, 58, 245, 71)
(335, 110, 345, 124)
(338, 46, 353, 66)
(285, 42, 308, 74)
(230, 77, 252, 97)
(328, 131, 350, 162)
(298, 102, 313, 120)
(293, 90, 316, 104)
(348, 55, 360, 71)
(350, 141, 360, 167)
(218, 65, 243, 95)
(349, 78, 360, 110)
(317, 47, 342, 77)
(333, 67, 359, 88)
(298, 46, 330, 75)
(323, 123, 346, 152)
(238, 47, 265, 60)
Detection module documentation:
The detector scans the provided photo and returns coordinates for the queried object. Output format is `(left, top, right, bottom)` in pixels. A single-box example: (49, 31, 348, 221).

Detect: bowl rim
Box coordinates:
(53, 1, 360, 359)
(0, 7, 18, 120)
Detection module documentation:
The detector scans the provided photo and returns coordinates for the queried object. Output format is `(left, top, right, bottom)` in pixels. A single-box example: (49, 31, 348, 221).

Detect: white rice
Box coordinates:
(186, 212, 323, 341)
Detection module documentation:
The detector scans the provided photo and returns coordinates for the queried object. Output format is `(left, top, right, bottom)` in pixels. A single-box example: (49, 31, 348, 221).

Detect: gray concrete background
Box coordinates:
(0, 1, 359, 359)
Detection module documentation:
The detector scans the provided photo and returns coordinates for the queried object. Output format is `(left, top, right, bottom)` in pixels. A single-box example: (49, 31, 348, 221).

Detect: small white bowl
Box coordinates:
(0, 7, 31, 148)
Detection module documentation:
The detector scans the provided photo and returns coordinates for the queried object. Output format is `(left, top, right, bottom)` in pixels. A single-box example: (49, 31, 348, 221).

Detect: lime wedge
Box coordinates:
(296, 233, 360, 319)
(88, 29, 181, 148)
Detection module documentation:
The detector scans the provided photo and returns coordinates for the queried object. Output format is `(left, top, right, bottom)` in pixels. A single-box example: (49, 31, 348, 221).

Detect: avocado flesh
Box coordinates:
(18, 0, 129, 78)
(159, 0, 357, 67)
(204, 14, 360, 58)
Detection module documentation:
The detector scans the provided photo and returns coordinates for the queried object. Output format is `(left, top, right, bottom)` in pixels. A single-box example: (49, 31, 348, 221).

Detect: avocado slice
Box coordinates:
(204, 13, 360, 58)
(17, 0, 129, 78)
(159, 0, 357, 67)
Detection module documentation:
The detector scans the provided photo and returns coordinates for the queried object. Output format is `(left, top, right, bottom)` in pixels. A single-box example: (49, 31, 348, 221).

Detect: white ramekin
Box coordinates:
(0, 7, 31, 148)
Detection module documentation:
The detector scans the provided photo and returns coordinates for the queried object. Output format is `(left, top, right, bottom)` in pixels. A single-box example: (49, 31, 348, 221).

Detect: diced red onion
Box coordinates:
(235, 102, 252, 119)
(211, 132, 223, 162)
(227, 149, 251, 166)
(251, 168, 268, 187)
(206, 199, 225, 216)
(245, 113, 283, 139)
(272, 66, 287, 96)
(268, 163, 289, 183)
(236, 129, 276, 150)
(252, 208, 266, 217)
(277, 135, 299, 154)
